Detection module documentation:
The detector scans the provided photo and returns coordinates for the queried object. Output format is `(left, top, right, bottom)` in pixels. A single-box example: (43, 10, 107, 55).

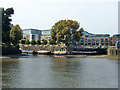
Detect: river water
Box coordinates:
(2, 55, 118, 88)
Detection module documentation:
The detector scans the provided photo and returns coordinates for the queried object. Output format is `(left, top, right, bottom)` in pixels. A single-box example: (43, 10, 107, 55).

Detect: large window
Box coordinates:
(96, 38, 99, 43)
(105, 38, 108, 42)
(88, 38, 91, 44)
(32, 35, 35, 40)
(101, 38, 104, 42)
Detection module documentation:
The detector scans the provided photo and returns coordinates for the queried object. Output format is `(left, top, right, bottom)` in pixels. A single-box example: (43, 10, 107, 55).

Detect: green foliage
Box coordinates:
(2, 7, 14, 43)
(109, 41, 113, 46)
(51, 20, 83, 45)
(2, 45, 21, 55)
(21, 39, 25, 44)
(31, 40, 36, 45)
(10, 25, 23, 46)
(43, 40, 48, 45)
(109, 37, 113, 46)
(49, 39, 56, 45)
(25, 39, 30, 44)
(37, 40, 41, 45)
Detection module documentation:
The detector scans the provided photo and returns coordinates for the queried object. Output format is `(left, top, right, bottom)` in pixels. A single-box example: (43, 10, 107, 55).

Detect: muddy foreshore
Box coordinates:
(1, 54, 119, 60)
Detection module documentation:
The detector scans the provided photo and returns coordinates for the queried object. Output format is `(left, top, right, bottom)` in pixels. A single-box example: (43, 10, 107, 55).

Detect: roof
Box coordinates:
(42, 29, 51, 31)
(23, 28, 42, 31)
(82, 31, 110, 37)
(113, 34, 120, 38)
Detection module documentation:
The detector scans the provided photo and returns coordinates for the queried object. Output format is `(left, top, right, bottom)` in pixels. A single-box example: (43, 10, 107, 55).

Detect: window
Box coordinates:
(101, 38, 104, 42)
(32, 35, 35, 40)
(88, 39, 91, 44)
(105, 38, 108, 42)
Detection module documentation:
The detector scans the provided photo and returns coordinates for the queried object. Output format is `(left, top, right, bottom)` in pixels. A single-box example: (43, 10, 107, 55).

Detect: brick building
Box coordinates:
(80, 31, 110, 46)
(111, 34, 120, 46)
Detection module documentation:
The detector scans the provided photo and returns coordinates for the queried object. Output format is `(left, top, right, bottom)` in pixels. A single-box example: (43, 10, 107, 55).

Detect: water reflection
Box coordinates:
(2, 55, 118, 88)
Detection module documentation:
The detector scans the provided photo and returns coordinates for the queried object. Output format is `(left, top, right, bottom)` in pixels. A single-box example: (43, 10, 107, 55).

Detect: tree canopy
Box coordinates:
(2, 7, 14, 44)
(10, 25, 23, 46)
(51, 20, 83, 45)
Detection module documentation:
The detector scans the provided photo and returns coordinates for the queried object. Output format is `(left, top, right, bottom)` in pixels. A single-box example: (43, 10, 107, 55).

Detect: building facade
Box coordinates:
(22, 29, 51, 41)
(80, 31, 110, 46)
(22, 29, 111, 46)
(41, 29, 51, 41)
(23, 29, 42, 41)
(112, 34, 120, 46)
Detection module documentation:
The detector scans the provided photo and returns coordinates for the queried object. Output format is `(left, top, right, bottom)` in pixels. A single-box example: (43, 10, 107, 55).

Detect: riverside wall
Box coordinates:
(20, 45, 67, 52)
(20, 45, 107, 54)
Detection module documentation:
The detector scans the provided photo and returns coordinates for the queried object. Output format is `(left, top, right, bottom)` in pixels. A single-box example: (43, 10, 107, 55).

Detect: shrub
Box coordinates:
(43, 40, 48, 45)
(25, 39, 30, 44)
(21, 39, 25, 44)
(31, 40, 36, 45)
(49, 39, 56, 45)
(37, 40, 41, 45)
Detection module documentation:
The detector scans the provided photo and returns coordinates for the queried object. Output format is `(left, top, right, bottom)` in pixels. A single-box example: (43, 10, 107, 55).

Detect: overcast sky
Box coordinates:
(1, 0, 119, 36)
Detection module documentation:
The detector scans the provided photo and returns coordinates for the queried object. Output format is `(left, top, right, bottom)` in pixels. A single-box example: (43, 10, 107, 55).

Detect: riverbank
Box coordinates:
(87, 55, 119, 60)
(1, 54, 29, 59)
(1, 54, 119, 60)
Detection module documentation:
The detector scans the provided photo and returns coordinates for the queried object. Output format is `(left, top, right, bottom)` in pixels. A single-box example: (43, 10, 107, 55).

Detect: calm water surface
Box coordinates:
(2, 55, 118, 88)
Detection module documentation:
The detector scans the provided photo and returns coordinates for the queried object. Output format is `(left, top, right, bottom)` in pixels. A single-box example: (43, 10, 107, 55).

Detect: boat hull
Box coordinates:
(37, 51, 51, 55)
(22, 50, 34, 54)
(53, 51, 67, 55)
(72, 51, 97, 55)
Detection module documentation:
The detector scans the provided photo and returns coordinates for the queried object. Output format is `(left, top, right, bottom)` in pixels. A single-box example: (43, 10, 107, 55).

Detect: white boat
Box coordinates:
(53, 51, 67, 55)
(22, 50, 34, 54)
(37, 50, 51, 54)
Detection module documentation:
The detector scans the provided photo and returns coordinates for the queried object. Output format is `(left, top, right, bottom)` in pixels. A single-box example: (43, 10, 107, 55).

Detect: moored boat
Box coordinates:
(37, 50, 51, 54)
(72, 51, 79, 55)
(22, 50, 34, 54)
(53, 51, 67, 55)
(72, 51, 97, 55)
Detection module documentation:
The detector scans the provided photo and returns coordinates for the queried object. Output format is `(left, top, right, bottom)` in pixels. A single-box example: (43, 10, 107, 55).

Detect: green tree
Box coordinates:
(43, 40, 48, 45)
(37, 40, 41, 45)
(10, 25, 23, 46)
(25, 39, 30, 44)
(51, 20, 83, 45)
(31, 40, 36, 45)
(2, 7, 14, 44)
